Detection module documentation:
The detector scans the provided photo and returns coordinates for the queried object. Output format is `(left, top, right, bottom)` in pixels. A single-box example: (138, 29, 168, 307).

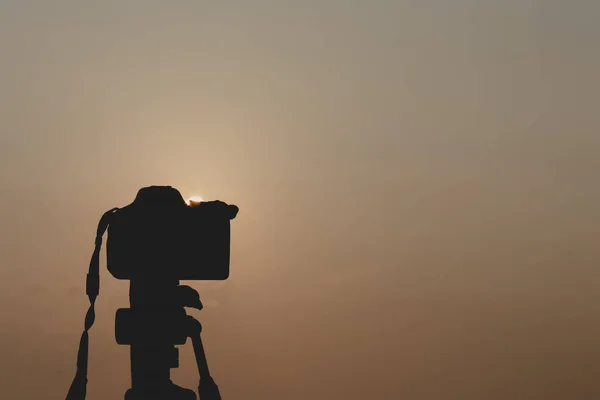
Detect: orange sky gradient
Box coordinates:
(1, 1, 600, 399)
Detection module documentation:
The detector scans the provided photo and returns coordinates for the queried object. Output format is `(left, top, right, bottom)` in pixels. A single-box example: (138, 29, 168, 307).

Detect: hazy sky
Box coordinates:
(1, 1, 599, 399)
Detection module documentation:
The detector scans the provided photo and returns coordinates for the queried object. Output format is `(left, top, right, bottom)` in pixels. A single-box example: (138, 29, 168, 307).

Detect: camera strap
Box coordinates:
(66, 207, 119, 400)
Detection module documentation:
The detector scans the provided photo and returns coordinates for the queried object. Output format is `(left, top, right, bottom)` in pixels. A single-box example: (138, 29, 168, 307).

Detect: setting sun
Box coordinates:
(186, 195, 204, 205)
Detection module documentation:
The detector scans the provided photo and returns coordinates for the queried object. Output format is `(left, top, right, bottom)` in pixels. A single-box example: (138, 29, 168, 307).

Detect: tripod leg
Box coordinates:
(187, 317, 222, 400)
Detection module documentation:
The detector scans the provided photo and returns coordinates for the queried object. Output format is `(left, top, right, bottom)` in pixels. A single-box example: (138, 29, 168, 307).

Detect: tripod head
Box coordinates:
(65, 186, 239, 400)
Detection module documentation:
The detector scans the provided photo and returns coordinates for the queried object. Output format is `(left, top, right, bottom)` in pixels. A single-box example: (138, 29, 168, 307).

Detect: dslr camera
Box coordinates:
(106, 185, 239, 281)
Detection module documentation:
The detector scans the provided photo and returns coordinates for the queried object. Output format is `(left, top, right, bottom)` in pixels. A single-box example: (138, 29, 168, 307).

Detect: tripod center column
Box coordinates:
(128, 278, 183, 390)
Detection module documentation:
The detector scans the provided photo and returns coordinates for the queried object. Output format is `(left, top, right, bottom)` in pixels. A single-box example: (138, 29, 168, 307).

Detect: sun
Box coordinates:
(186, 195, 204, 205)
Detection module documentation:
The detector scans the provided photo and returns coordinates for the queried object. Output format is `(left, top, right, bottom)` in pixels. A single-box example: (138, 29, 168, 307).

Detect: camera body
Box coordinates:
(106, 186, 238, 281)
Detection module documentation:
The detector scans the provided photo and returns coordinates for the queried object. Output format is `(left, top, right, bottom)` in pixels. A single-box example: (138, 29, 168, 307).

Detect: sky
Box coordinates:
(0, 1, 599, 399)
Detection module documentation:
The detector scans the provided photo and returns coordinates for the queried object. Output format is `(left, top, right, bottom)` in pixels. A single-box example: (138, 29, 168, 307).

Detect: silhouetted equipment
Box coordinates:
(66, 186, 239, 400)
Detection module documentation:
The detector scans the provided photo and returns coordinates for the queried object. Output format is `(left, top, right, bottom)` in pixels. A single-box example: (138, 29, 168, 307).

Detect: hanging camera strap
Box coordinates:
(65, 208, 119, 400)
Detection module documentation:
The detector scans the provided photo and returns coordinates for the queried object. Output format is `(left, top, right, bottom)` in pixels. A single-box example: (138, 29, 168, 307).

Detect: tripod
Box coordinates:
(114, 277, 221, 400)
(66, 193, 237, 400)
